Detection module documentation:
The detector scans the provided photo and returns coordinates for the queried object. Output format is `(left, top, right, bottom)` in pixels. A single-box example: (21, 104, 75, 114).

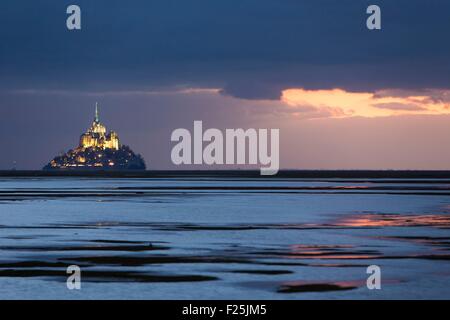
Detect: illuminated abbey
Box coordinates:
(80, 104, 120, 150)
(44, 104, 146, 170)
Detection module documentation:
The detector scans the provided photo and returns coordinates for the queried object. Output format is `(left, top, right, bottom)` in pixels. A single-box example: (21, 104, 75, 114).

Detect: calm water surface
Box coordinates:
(0, 177, 449, 299)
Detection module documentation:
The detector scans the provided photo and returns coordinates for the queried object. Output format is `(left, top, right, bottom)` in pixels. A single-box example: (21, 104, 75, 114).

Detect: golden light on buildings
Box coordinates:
(79, 104, 120, 151)
(43, 103, 146, 171)
(77, 156, 86, 163)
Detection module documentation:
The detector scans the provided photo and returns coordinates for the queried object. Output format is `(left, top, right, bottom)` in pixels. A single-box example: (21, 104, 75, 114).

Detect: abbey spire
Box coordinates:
(94, 102, 99, 123)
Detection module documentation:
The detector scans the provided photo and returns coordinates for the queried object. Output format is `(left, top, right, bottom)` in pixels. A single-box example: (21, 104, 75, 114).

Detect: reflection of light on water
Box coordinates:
(286, 244, 379, 260)
(287, 254, 376, 260)
(336, 214, 450, 228)
(278, 279, 401, 291)
(337, 186, 369, 189)
(282, 279, 365, 287)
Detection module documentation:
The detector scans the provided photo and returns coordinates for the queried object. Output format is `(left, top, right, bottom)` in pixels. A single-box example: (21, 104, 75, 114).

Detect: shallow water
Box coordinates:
(0, 177, 449, 299)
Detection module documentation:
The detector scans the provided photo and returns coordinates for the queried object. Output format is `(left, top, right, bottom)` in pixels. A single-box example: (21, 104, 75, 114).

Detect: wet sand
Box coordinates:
(0, 176, 449, 299)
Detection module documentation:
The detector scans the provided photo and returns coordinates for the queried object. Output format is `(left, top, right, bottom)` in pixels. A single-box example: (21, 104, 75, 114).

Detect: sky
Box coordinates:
(0, 0, 449, 170)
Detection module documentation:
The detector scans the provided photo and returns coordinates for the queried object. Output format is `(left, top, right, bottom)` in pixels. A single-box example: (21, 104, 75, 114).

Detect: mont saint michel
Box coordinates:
(44, 104, 146, 170)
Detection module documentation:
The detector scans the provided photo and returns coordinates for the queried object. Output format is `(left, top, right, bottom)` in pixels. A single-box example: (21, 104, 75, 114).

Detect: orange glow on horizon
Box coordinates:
(336, 214, 450, 228)
(280, 88, 450, 118)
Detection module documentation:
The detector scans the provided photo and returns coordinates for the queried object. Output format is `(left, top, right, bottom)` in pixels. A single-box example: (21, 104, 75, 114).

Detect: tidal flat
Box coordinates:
(0, 176, 449, 299)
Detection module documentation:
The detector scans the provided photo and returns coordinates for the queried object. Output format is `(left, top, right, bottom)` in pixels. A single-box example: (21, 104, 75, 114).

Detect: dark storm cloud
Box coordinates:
(1, 0, 450, 99)
(2, 0, 450, 170)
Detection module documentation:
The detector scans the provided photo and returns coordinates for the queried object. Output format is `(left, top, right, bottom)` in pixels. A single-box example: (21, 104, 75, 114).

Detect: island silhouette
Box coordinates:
(43, 104, 146, 170)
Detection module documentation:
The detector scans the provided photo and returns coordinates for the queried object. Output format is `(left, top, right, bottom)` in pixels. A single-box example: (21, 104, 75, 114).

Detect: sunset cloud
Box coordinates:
(280, 88, 450, 118)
